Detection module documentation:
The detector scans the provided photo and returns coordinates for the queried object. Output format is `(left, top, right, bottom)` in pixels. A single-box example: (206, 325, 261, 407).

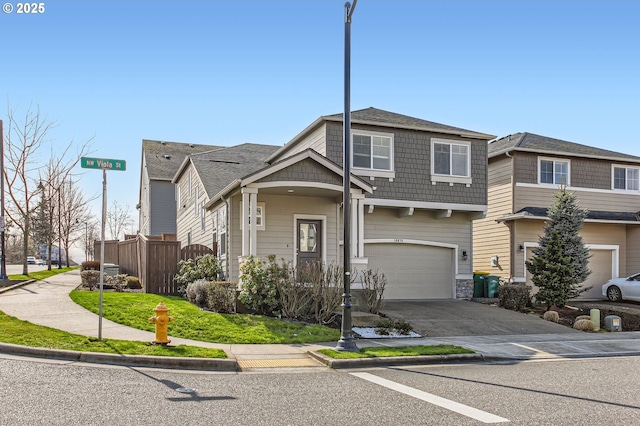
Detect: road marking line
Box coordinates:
(510, 343, 559, 358)
(351, 372, 509, 424)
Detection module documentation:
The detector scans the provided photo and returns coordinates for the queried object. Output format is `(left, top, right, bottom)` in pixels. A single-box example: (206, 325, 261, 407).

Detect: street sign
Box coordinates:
(81, 157, 126, 171)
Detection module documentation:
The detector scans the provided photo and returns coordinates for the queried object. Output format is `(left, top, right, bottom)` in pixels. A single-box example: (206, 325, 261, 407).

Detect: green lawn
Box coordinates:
(8, 265, 78, 282)
(318, 345, 474, 359)
(70, 290, 341, 344)
(0, 310, 227, 358)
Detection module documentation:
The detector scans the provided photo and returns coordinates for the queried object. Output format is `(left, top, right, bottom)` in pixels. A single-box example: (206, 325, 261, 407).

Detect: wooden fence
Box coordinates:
(93, 236, 220, 295)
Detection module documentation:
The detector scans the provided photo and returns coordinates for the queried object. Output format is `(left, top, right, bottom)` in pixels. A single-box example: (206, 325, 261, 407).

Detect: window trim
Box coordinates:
(193, 186, 199, 217)
(240, 201, 266, 231)
(200, 201, 206, 232)
(430, 138, 472, 185)
(537, 157, 570, 186)
(350, 130, 395, 179)
(612, 164, 640, 192)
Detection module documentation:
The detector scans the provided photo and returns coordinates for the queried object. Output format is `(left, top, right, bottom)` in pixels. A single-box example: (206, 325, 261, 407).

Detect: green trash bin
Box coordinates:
(473, 272, 489, 297)
(486, 275, 500, 298)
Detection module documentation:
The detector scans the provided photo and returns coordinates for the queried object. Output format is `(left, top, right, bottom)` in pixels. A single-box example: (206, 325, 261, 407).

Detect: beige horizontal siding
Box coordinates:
(514, 185, 640, 213)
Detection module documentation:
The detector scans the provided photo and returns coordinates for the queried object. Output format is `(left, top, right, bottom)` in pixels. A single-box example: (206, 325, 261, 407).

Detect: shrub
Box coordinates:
(374, 318, 414, 336)
(81, 260, 100, 271)
(543, 311, 560, 323)
(80, 270, 102, 290)
(276, 262, 313, 321)
(174, 254, 222, 294)
(575, 315, 591, 321)
(303, 261, 343, 325)
(185, 279, 209, 307)
(498, 285, 531, 312)
(360, 269, 386, 314)
(573, 318, 595, 331)
(205, 282, 237, 313)
(238, 255, 281, 316)
(126, 276, 142, 290)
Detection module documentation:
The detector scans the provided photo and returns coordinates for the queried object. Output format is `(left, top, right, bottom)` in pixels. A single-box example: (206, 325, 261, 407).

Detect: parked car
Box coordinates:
(27, 256, 36, 264)
(36, 258, 44, 265)
(603, 273, 640, 302)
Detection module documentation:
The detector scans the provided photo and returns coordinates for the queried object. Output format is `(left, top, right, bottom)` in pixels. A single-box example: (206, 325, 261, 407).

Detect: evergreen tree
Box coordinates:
(526, 187, 591, 305)
(526, 231, 574, 309)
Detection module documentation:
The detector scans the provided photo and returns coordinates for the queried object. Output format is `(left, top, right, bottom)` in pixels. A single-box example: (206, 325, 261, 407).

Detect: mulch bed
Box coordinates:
(529, 301, 640, 331)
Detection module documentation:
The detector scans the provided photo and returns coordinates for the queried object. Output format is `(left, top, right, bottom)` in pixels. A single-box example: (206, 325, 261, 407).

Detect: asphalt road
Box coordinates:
(5, 264, 55, 275)
(2, 354, 639, 425)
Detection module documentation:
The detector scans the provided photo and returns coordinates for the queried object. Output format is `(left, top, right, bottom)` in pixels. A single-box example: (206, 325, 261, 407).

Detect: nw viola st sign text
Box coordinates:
(81, 157, 126, 171)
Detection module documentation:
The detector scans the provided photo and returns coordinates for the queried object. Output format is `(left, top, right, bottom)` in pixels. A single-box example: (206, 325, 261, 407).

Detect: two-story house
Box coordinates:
(473, 132, 640, 299)
(172, 107, 494, 300)
(138, 140, 221, 237)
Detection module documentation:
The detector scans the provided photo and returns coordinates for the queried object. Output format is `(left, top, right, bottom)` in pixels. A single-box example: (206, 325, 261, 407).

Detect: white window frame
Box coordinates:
(219, 207, 227, 258)
(538, 157, 570, 186)
(200, 201, 206, 232)
(193, 186, 199, 217)
(351, 130, 395, 179)
(176, 184, 181, 209)
(240, 201, 266, 231)
(612, 164, 640, 192)
(430, 138, 472, 185)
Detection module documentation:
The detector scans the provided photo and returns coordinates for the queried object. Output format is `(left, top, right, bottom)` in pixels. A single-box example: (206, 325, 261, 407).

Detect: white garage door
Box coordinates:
(365, 243, 454, 300)
(573, 249, 614, 300)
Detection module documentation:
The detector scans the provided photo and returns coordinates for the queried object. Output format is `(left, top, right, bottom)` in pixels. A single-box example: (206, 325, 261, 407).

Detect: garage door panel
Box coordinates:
(365, 243, 453, 300)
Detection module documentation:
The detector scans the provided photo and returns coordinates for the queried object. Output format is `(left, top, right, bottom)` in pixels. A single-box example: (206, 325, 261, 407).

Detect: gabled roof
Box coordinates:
(267, 107, 495, 163)
(142, 140, 223, 181)
(488, 132, 640, 163)
(173, 143, 281, 199)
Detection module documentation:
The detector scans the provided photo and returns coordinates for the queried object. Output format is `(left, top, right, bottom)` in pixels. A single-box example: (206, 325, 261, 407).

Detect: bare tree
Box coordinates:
(3, 103, 92, 274)
(106, 200, 134, 241)
(58, 178, 95, 266)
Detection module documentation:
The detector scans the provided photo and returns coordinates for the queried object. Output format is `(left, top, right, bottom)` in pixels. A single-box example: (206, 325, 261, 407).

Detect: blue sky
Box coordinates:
(2, 0, 639, 227)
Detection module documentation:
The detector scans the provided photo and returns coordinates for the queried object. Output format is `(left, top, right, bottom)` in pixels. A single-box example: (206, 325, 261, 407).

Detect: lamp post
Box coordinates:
(39, 179, 63, 269)
(336, 0, 359, 352)
(0, 120, 7, 280)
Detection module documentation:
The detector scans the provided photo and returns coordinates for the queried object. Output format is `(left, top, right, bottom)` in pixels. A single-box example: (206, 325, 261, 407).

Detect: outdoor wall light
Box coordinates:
(519, 245, 525, 252)
(491, 256, 499, 267)
(461, 250, 468, 260)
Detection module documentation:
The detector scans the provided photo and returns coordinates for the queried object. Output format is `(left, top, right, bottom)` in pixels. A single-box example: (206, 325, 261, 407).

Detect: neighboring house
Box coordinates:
(473, 132, 640, 299)
(138, 140, 221, 237)
(172, 107, 494, 300)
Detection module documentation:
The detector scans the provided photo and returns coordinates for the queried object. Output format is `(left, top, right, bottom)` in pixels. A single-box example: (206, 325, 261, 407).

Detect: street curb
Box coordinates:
(0, 279, 36, 294)
(0, 342, 238, 371)
(308, 350, 483, 369)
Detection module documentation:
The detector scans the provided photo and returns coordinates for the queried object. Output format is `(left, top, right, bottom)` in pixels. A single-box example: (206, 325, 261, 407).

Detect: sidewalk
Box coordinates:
(1, 270, 640, 371)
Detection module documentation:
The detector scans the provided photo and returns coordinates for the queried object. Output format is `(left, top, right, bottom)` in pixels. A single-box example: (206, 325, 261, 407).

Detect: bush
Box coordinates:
(360, 269, 386, 314)
(576, 315, 591, 322)
(81, 260, 100, 271)
(543, 311, 559, 323)
(276, 262, 313, 321)
(205, 282, 237, 313)
(498, 285, 531, 312)
(185, 279, 209, 307)
(304, 261, 343, 325)
(80, 270, 101, 290)
(238, 255, 281, 316)
(374, 318, 414, 336)
(174, 254, 222, 294)
(573, 318, 595, 332)
(126, 276, 142, 290)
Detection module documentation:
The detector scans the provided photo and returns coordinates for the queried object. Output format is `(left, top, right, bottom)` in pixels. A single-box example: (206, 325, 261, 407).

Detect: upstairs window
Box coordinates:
(539, 158, 569, 185)
(613, 166, 640, 191)
(352, 132, 393, 171)
(430, 139, 472, 184)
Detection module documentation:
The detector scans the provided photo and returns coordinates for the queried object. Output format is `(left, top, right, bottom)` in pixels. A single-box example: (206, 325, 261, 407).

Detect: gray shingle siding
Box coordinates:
(324, 122, 487, 205)
(258, 158, 343, 186)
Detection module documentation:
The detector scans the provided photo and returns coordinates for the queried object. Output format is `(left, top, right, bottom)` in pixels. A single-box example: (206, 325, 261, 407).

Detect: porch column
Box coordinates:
(249, 191, 258, 256)
(351, 192, 362, 258)
(355, 193, 365, 258)
(240, 188, 255, 257)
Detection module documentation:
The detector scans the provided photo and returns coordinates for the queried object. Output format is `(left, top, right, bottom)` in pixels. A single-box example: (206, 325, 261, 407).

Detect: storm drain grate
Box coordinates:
(237, 358, 320, 369)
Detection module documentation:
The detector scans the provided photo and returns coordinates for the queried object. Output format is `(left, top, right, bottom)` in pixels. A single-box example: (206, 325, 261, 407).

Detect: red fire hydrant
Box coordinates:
(148, 301, 174, 345)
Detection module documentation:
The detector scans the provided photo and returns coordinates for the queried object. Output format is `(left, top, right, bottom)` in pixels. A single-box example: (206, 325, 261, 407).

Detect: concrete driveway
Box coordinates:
(379, 300, 580, 337)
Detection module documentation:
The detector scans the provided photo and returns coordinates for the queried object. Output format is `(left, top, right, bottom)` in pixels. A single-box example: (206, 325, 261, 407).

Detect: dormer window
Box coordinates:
(539, 158, 569, 185)
(613, 165, 639, 191)
(351, 131, 395, 178)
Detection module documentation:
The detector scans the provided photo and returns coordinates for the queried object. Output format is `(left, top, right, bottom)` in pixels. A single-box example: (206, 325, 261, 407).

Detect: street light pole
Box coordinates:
(336, 0, 359, 352)
(0, 120, 8, 280)
(57, 184, 62, 269)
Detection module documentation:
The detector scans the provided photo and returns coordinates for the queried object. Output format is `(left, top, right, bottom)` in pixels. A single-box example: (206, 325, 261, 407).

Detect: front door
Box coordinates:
(297, 219, 322, 269)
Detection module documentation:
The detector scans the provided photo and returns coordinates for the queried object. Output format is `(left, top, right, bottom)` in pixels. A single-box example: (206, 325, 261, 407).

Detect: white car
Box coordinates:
(603, 273, 640, 302)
